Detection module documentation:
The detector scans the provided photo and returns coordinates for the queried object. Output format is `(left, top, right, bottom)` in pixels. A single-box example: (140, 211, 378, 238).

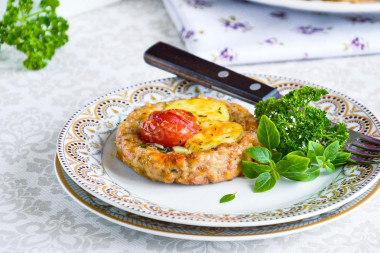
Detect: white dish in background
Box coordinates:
(57, 75, 380, 227)
(248, 0, 380, 13)
(55, 155, 380, 241)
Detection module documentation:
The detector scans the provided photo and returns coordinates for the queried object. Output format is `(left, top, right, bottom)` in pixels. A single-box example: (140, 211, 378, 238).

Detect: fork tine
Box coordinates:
(350, 129, 380, 145)
(349, 156, 380, 164)
(351, 141, 380, 152)
(345, 146, 380, 158)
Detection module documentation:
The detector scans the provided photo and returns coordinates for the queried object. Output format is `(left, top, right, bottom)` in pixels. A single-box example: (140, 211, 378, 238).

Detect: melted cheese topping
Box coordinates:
(164, 98, 229, 122)
(185, 121, 244, 153)
(164, 98, 244, 153)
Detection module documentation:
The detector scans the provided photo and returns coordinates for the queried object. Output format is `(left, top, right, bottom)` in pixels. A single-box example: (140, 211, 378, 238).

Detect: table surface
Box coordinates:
(0, 0, 379, 252)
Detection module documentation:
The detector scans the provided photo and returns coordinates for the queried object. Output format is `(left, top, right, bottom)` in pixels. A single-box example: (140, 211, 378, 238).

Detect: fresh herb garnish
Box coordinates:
(257, 113, 280, 150)
(157, 146, 173, 153)
(0, 0, 69, 70)
(220, 192, 236, 203)
(254, 172, 277, 192)
(138, 143, 172, 153)
(242, 115, 351, 193)
(254, 86, 349, 154)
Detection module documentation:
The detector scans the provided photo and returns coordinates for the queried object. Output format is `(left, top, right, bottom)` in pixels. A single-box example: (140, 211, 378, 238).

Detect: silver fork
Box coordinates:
(144, 42, 380, 164)
(344, 131, 380, 164)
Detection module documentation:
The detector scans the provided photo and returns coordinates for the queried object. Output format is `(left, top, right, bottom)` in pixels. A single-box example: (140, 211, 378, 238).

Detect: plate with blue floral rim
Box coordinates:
(56, 75, 380, 227)
(248, 0, 380, 13)
(55, 155, 379, 241)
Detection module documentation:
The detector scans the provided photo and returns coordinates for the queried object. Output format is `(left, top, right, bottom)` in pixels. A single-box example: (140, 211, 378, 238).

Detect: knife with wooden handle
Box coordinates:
(144, 42, 380, 164)
(144, 42, 281, 104)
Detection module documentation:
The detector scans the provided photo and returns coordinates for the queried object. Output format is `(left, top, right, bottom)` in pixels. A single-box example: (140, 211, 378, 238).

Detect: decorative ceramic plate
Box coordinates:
(248, 0, 380, 13)
(57, 75, 380, 227)
(55, 155, 379, 241)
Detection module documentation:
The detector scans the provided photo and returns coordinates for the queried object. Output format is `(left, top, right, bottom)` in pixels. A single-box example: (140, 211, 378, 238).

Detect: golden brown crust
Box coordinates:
(115, 98, 260, 185)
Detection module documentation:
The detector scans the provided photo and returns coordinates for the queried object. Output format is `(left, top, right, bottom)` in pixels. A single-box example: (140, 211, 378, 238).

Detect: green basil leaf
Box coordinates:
(242, 161, 260, 179)
(285, 151, 306, 157)
(331, 163, 346, 167)
(316, 156, 325, 167)
(245, 147, 271, 164)
(308, 141, 324, 155)
(271, 151, 282, 163)
(269, 160, 276, 169)
(252, 164, 272, 174)
(242, 162, 272, 178)
(303, 165, 321, 181)
(253, 172, 277, 193)
(281, 172, 310, 181)
(282, 151, 306, 164)
(324, 140, 339, 161)
(307, 151, 317, 164)
(283, 155, 310, 173)
(307, 141, 324, 164)
(257, 115, 280, 150)
(324, 160, 335, 173)
(275, 160, 292, 174)
(219, 192, 236, 203)
(271, 170, 280, 181)
(347, 158, 359, 164)
(331, 152, 351, 165)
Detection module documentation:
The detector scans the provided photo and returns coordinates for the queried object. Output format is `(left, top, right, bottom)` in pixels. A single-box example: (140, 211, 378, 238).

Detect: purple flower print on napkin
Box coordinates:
(347, 16, 378, 24)
(345, 37, 368, 51)
(270, 11, 287, 20)
(212, 48, 237, 62)
(262, 37, 283, 46)
(220, 48, 234, 61)
(185, 0, 212, 8)
(180, 27, 202, 42)
(220, 16, 252, 32)
(180, 27, 195, 40)
(297, 25, 331, 35)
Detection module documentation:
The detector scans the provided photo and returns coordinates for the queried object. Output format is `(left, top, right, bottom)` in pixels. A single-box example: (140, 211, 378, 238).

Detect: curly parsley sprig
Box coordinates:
(254, 86, 349, 154)
(0, 0, 69, 70)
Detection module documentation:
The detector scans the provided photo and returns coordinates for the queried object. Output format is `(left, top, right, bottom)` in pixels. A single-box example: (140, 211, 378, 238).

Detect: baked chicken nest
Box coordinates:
(115, 97, 259, 185)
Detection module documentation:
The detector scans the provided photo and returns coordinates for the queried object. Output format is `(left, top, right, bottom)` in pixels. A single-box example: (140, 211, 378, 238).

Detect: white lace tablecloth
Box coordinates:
(0, 0, 379, 252)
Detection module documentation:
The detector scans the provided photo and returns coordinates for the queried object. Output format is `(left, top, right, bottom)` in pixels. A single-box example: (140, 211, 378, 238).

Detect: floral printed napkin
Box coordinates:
(163, 0, 380, 65)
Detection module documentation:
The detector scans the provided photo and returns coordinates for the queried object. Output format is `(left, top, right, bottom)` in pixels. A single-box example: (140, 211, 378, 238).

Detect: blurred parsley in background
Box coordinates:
(0, 0, 69, 70)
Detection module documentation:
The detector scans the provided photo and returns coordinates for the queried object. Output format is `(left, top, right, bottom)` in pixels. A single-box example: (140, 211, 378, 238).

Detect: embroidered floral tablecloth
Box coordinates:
(163, 0, 380, 65)
(0, 0, 379, 252)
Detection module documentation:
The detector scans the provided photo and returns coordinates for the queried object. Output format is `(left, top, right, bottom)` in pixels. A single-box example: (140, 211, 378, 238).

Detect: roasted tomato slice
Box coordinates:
(140, 109, 199, 147)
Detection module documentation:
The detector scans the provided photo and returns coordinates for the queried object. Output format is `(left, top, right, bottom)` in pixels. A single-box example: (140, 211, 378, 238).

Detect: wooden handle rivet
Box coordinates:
(217, 70, 229, 78)
(249, 83, 261, 91)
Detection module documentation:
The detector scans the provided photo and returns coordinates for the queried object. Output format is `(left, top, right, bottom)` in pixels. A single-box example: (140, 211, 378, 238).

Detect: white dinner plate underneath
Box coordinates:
(55, 155, 380, 241)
